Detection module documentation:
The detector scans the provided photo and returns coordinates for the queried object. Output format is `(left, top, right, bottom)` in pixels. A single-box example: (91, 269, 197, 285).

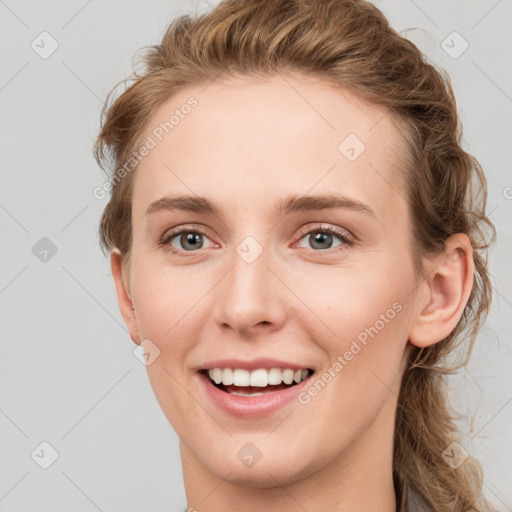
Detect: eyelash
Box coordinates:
(159, 223, 354, 257)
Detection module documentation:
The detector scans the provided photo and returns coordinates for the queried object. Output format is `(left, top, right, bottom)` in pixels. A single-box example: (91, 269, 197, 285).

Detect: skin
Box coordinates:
(110, 72, 474, 511)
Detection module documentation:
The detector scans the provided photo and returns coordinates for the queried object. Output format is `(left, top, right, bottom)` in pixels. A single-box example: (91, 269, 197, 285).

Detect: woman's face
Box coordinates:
(117, 73, 423, 487)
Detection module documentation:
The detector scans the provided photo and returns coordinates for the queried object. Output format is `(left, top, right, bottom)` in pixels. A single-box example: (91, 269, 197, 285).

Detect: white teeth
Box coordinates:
(282, 369, 294, 385)
(206, 367, 311, 387)
(233, 369, 250, 386)
(268, 368, 282, 385)
(212, 368, 223, 385)
(250, 369, 269, 387)
(221, 368, 234, 385)
(229, 390, 267, 397)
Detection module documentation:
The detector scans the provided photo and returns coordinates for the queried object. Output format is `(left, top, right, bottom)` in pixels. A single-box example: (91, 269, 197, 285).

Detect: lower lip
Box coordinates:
(198, 372, 313, 418)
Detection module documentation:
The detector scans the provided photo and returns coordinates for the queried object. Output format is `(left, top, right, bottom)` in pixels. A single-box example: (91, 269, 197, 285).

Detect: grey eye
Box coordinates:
(168, 231, 214, 251)
(298, 230, 343, 250)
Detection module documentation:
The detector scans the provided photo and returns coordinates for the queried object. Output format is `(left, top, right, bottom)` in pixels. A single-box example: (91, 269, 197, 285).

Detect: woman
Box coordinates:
(94, 0, 497, 510)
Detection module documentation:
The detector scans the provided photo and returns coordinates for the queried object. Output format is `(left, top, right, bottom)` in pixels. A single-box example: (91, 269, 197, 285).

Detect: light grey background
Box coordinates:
(0, 0, 510, 510)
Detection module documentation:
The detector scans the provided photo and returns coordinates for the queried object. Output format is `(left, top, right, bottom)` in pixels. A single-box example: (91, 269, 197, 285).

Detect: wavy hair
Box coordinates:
(93, 1, 497, 510)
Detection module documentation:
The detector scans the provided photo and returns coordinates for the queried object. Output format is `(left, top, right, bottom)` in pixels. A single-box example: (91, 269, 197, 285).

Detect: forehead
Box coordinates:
(131, 72, 409, 223)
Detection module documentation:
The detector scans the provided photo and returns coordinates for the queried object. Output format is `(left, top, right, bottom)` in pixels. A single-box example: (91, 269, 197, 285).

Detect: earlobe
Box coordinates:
(408, 234, 474, 349)
(110, 248, 141, 345)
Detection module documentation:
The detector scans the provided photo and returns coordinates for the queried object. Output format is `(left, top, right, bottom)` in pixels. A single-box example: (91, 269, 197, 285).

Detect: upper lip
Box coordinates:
(198, 358, 314, 372)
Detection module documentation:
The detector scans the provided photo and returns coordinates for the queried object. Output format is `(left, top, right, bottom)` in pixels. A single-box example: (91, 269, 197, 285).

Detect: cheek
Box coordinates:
(130, 258, 201, 338)
(300, 297, 410, 444)
(295, 265, 412, 395)
(295, 261, 410, 340)
(321, 296, 409, 394)
(131, 265, 200, 421)
(143, 361, 192, 433)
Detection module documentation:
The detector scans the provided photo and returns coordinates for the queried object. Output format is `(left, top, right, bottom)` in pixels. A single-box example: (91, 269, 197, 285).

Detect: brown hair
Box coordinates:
(94, 0, 497, 509)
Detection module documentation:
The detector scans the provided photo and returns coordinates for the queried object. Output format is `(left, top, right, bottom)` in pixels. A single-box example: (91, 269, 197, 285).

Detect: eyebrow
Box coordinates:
(145, 193, 375, 218)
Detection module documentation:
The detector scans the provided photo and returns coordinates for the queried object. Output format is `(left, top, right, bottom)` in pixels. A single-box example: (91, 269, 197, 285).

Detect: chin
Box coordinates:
(199, 442, 322, 489)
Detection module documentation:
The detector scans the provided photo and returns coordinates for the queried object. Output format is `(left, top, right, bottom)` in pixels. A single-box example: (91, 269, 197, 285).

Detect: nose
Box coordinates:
(212, 240, 287, 339)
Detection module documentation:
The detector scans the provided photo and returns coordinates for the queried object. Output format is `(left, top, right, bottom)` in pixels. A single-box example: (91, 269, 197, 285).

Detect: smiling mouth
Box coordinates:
(200, 367, 315, 396)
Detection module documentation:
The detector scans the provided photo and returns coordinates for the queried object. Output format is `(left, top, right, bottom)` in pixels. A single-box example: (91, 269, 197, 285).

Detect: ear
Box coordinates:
(408, 234, 474, 348)
(110, 248, 141, 345)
